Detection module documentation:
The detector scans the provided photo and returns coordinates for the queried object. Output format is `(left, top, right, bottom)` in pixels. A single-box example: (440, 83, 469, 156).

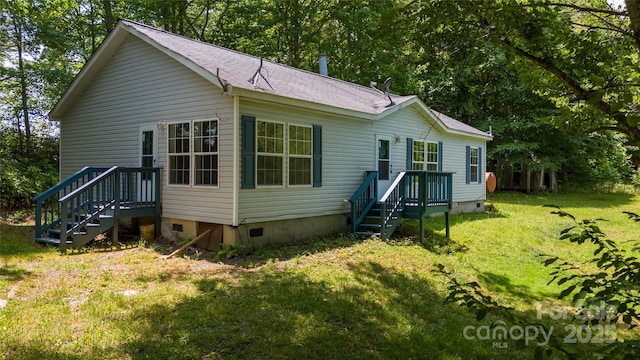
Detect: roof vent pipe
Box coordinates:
(319, 53, 328, 76)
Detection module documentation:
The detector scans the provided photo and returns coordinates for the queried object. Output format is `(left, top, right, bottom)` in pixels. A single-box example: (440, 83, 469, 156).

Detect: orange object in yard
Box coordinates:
(485, 172, 497, 193)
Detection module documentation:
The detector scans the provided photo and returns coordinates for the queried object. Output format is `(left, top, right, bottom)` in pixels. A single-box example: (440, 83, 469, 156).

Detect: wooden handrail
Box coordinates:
(349, 171, 378, 234)
(379, 171, 407, 202)
(58, 166, 119, 202)
(34, 166, 110, 239)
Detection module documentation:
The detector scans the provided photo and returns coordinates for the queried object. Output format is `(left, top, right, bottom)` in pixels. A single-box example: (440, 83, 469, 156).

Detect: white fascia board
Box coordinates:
(415, 101, 494, 141)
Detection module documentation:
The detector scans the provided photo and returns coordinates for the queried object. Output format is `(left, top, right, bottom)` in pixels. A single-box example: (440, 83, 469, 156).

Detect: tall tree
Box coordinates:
(410, 0, 640, 147)
(1, 0, 35, 154)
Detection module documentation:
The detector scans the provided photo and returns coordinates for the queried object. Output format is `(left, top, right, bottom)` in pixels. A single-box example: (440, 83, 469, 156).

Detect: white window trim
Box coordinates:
(256, 119, 285, 188)
(255, 119, 314, 188)
(166, 118, 220, 188)
(426, 141, 439, 172)
(287, 123, 313, 188)
(193, 119, 219, 188)
(470, 146, 479, 183)
(413, 140, 425, 171)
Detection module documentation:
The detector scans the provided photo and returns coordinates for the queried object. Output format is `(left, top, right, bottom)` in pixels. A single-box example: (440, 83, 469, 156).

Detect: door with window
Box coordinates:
(139, 126, 156, 202)
(376, 136, 393, 194)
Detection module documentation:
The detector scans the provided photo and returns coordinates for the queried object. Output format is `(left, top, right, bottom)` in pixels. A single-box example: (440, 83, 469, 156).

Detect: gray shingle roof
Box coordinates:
(124, 20, 415, 115)
(52, 19, 490, 140)
(429, 110, 490, 137)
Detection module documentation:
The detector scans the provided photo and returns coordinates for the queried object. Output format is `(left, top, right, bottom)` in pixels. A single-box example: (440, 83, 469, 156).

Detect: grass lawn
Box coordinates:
(0, 192, 638, 359)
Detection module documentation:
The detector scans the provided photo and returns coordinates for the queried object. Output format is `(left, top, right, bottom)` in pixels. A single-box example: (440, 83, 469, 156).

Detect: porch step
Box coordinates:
(42, 230, 87, 238)
(354, 231, 381, 237)
(36, 237, 73, 246)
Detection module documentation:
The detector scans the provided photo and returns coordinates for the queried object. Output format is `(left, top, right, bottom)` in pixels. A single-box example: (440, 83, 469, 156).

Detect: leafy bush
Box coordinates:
(0, 128, 58, 211)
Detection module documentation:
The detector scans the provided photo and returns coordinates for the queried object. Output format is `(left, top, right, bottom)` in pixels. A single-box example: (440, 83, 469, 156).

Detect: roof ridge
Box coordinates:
(119, 19, 401, 98)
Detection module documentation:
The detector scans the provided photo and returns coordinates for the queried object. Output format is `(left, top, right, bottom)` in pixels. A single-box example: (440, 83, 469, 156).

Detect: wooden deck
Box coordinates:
(350, 171, 453, 239)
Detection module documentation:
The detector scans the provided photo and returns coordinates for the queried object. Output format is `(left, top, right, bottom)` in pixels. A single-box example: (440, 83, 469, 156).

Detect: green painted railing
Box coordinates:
(349, 171, 378, 233)
(58, 166, 119, 250)
(35, 167, 161, 249)
(350, 170, 453, 239)
(34, 166, 109, 239)
(404, 171, 453, 209)
(378, 172, 411, 239)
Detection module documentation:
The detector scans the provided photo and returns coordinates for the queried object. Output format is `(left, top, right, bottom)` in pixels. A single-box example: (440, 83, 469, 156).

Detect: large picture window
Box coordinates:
(255, 120, 313, 187)
(168, 119, 219, 186)
(241, 115, 321, 189)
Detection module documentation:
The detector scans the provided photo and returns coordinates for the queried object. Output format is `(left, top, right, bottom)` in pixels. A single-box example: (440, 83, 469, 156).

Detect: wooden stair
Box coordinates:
(34, 166, 161, 251)
(350, 170, 453, 240)
(36, 213, 115, 248)
(354, 205, 400, 236)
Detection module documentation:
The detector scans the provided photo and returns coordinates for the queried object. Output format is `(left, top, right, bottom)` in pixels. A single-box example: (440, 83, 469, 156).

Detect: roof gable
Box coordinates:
(51, 19, 491, 140)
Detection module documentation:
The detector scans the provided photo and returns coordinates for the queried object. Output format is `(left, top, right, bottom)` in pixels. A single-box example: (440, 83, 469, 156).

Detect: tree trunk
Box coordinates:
(539, 169, 545, 190)
(526, 166, 531, 193)
(626, 0, 640, 52)
(14, 18, 31, 156)
(550, 170, 557, 192)
(102, 0, 114, 33)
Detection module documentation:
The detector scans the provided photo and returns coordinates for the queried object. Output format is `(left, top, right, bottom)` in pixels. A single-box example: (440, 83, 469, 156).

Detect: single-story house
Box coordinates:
(34, 19, 492, 250)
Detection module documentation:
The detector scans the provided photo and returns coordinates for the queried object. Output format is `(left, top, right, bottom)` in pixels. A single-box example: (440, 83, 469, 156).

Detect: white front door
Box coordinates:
(376, 135, 393, 194)
(139, 126, 157, 202)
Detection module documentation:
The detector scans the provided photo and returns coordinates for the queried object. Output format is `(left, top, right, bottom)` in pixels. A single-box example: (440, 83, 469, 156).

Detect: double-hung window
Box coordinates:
(426, 142, 439, 171)
(168, 119, 219, 186)
(469, 147, 479, 183)
(465, 145, 482, 184)
(194, 120, 218, 186)
(257, 121, 284, 186)
(168, 122, 190, 185)
(288, 125, 312, 186)
(412, 141, 425, 170)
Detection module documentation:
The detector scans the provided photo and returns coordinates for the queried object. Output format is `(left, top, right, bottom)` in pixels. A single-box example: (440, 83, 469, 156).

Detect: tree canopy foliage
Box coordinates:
(1, 0, 639, 211)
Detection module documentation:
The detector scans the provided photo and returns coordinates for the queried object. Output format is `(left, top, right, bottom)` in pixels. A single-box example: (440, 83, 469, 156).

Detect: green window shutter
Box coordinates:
(478, 147, 483, 184)
(406, 138, 413, 170)
(241, 115, 256, 189)
(465, 145, 471, 184)
(313, 125, 322, 187)
(437, 141, 443, 172)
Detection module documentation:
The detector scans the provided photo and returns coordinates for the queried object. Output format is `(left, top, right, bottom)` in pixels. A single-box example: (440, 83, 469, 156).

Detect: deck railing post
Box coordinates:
(380, 201, 387, 240)
(154, 168, 161, 238)
(35, 199, 42, 239)
(60, 201, 68, 252)
(113, 169, 120, 248)
(374, 172, 379, 201)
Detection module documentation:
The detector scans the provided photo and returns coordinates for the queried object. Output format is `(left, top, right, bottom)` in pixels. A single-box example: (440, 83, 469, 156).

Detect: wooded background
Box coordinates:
(2, 0, 640, 210)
